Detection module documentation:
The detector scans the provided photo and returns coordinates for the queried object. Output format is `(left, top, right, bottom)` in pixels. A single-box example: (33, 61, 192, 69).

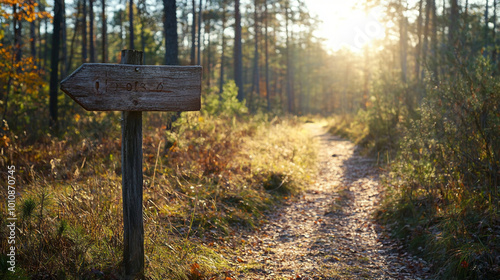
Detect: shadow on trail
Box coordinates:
(237, 124, 430, 279)
(316, 132, 376, 217)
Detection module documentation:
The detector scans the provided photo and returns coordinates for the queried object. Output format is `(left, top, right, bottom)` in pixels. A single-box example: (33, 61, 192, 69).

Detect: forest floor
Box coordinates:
(230, 123, 431, 280)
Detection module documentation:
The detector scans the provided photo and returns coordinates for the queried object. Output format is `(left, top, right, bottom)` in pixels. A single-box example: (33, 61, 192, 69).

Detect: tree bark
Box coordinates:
(82, 0, 87, 62)
(197, 0, 202, 65)
(89, 0, 95, 62)
(493, 0, 498, 66)
(421, 0, 431, 80)
(139, 0, 146, 63)
(234, 0, 244, 101)
(399, 0, 408, 83)
(449, 0, 459, 46)
(30, 0, 36, 60)
(191, 0, 196, 64)
(61, 0, 68, 77)
(164, 0, 179, 65)
(37, 3, 43, 65)
(13, 4, 22, 62)
(265, 0, 271, 112)
(285, 0, 293, 113)
(431, 0, 438, 79)
(251, 0, 260, 100)
(485, 0, 490, 47)
(415, 0, 423, 80)
(68, 7, 80, 73)
(49, 0, 63, 131)
(43, 7, 49, 68)
(120, 9, 124, 48)
(102, 0, 107, 62)
(206, 2, 211, 88)
(219, 0, 226, 94)
(129, 0, 134, 49)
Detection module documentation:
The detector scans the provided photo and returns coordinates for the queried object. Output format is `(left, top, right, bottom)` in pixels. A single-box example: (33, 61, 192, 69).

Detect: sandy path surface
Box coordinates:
(236, 123, 430, 280)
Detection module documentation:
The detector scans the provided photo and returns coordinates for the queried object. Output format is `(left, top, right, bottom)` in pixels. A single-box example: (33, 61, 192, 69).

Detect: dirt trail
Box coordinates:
(237, 123, 430, 279)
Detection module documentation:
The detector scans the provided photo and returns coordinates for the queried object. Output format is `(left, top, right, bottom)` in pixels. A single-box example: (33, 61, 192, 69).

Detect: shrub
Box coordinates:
(202, 80, 248, 118)
(379, 55, 500, 279)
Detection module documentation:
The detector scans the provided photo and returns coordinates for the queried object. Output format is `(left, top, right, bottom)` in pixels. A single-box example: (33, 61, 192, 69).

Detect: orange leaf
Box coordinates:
(236, 257, 244, 263)
(190, 263, 201, 277)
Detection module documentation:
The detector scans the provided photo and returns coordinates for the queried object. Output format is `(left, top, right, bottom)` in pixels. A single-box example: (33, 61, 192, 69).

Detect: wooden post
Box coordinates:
(60, 50, 201, 279)
(120, 50, 144, 279)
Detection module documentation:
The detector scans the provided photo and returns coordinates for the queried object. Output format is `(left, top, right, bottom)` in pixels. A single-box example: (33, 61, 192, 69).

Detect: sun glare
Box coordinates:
(306, 0, 386, 52)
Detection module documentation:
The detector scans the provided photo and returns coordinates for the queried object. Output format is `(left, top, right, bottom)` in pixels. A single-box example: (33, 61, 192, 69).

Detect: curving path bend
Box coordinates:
(236, 123, 430, 280)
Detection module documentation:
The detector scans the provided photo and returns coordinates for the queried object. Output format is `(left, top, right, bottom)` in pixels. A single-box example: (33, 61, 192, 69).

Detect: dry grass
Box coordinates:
(0, 111, 317, 279)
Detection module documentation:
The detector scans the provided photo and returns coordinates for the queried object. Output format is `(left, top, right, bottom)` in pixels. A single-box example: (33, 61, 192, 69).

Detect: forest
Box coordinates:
(0, 0, 499, 279)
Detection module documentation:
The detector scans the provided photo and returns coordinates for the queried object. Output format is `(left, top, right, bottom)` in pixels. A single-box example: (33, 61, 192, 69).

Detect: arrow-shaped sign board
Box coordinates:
(60, 63, 202, 111)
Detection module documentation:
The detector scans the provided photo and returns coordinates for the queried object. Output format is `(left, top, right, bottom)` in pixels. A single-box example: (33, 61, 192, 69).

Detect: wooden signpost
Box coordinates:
(60, 50, 202, 279)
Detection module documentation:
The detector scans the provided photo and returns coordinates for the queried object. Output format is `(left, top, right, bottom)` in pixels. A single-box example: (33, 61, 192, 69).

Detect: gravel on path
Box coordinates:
(235, 123, 431, 280)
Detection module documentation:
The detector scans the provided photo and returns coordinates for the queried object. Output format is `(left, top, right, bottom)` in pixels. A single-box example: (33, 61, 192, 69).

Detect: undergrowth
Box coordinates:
(0, 81, 316, 279)
(330, 56, 500, 279)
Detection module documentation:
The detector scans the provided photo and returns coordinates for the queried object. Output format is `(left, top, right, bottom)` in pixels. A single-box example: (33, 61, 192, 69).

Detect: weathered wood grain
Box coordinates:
(120, 50, 144, 279)
(60, 62, 202, 111)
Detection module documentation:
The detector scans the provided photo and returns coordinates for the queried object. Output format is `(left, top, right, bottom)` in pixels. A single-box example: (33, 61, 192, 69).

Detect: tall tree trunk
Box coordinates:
(431, 0, 438, 79)
(305, 39, 311, 113)
(82, 0, 87, 62)
(164, 0, 179, 65)
(61, 0, 68, 77)
(399, 0, 408, 83)
(197, 0, 202, 65)
(441, 0, 446, 45)
(415, 0, 423, 80)
(89, 0, 95, 62)
(219, 0, 226, 94)
(290, 18, 295, 114)
(37, 4, 43, 64)
(206, 4, 211, 89)
(30, 0, 36, 59)
(163, 0, 180, 136)
(68, 1, 81, 73)
(285, 0, 293, 113)
(265, 0, 270, 112)
(485, 0, 490, 47)
(43, 6, 49, 68)
(13, 4, 22, 62)
(190, 0, 196, 64)
(102, 0, 107, 62)
(139, 0, 146, 63)
(129, 0, 134, 49)
(493, 0, 497, 65)
(421, 0, 431, 80)
(120, 10, 124, 48)
(449, 0, 459, 46)
(140, 21, 145, 63)
(234, 0, 244, 101)
(207, 30, 211, 88)
(50, 0, 63, 131)
(251, 0, 260, 100)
